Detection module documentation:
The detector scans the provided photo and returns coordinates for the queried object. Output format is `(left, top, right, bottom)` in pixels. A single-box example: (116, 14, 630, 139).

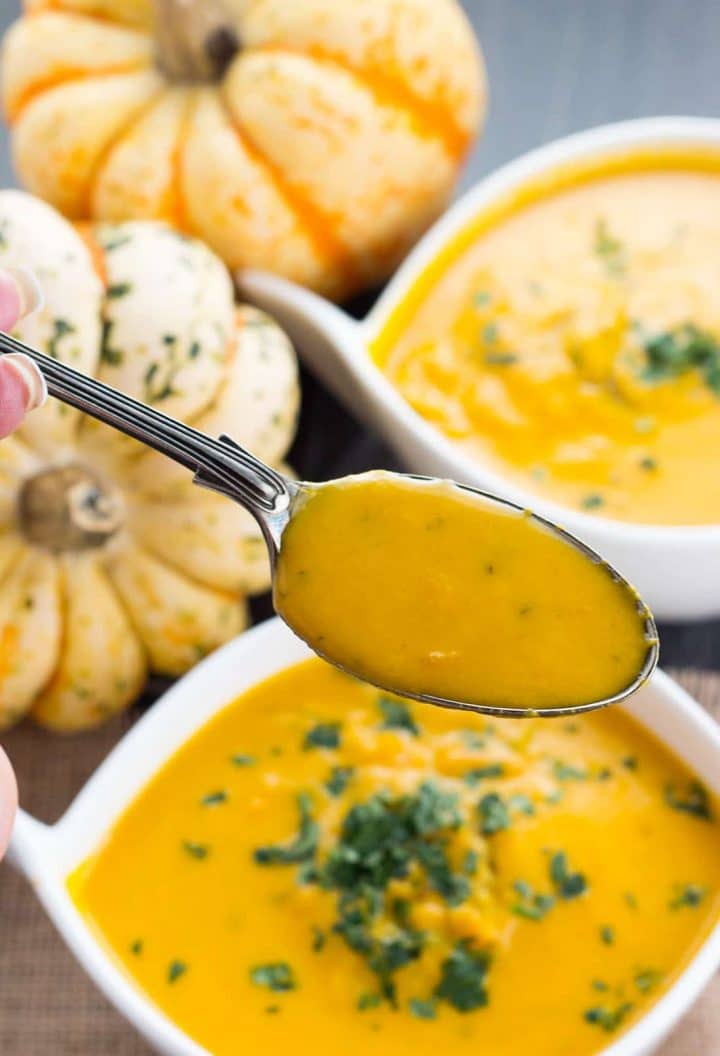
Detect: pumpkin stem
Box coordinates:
(19, 464, 124, 554)
(153, 0, 240, 83)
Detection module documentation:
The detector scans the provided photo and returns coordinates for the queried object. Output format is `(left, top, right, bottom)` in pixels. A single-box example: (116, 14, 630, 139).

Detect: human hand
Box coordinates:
(0, 266, 45, 859)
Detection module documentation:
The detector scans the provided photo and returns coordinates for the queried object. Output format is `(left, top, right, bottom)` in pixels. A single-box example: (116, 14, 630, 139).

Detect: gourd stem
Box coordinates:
(0, 331, 289, 520)
(153, 0, 240, 83)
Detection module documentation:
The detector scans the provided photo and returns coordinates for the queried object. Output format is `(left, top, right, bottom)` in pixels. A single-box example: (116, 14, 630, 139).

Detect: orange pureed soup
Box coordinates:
(70, 659, 720, 1056)
(373, 149, 720, 524)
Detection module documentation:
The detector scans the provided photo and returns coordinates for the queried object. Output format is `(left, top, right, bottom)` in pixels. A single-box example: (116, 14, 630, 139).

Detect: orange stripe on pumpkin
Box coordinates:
(253, 43, 475, 163)
(5, 61, 152, 125)
(221, 100, 358, 288)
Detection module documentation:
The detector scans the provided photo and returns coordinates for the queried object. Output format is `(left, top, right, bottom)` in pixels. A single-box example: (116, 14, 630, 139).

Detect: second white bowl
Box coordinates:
(242, 117, 720, 622)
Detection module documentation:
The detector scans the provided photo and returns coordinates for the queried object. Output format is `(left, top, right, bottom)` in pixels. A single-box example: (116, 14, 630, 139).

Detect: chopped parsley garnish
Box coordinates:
(462, 850, 479, 876)
(625, 892, 638, 909)
(553, 760, 588, 781)
(478, 793, 510, 835)
(182, 840, 209, 860)
(485, 351, 518, 366)
(312, 927, 326, 952)
(474, 290, 492, 307)
(357, 992, 382, 1011)
(254, 792, 318, 865)
(130, 939, 143, 956)
(482, 322, 499, 344)
(106, 282, 133, 299)
(409, 997, 437, 1020)
(581, 493, 605, 511)
(304, 722, 341, 750)
(434, 940, 490, 1012)
(621, 756, 638, 771)
(639, 323, 720, 394)
(325, 766, 354, 797)
(47, 317, 75, 358)
(664, 781, 713, 820)
(511, 880, 555, 921)
(508, 793, 535, 816)
(584, 1002, 633, 1033)
(200, 789, 227, 806)
(634, 967, 662, 993)
(378, 697, 419, 737)
(593, 219, 626, 277)
(463, 764, 504, 785)
(669, 883, 706, 910)
(592, 979, 609, 992)
(230, 753, 255, 767)
(639, 456, 658, 472)
(599, 925, 615, 945)
(167, 960, 188, 984)
(549, 851, 587, 900)
(250, 963, 296, 992)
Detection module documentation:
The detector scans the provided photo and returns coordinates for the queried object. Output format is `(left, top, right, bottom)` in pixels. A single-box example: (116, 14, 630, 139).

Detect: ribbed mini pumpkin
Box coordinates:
(0, 190, 298, 732)
(1, 0, 485, 300)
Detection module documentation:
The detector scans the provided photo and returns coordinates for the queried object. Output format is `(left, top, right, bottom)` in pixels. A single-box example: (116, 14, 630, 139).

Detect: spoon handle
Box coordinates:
(0, 330, 290, 521)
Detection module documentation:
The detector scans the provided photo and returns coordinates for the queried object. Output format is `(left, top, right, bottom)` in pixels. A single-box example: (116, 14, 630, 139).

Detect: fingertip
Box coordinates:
(0, 267, 43, 331)
(0, 746, 17, 860)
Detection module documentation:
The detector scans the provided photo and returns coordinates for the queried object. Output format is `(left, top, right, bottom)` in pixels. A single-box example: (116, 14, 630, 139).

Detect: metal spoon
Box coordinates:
(0, 331, 658, 718)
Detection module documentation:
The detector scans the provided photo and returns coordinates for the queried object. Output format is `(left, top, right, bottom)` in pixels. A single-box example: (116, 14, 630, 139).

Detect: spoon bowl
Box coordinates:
(0, 331, 658, 718)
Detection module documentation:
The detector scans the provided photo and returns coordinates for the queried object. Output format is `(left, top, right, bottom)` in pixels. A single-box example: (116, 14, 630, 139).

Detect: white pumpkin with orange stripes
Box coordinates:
(1, 0, 485, 300)
(0, 189, 298, 731)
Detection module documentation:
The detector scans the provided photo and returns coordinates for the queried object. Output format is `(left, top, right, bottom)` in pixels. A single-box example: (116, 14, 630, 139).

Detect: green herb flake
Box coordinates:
(511, 880, 555, 922)
(478, 793, 511, 835)
(106, 282, 133, 299)
(130, 939, 143, 956)
(474, 290, 492, 307)
(592, 979, 609, 992)
(200, 789, 228, 807)
(312, 927, 326, 953)
(47, 318, 76, 359)
(463, 764, 504, 785)
(167, 960, 188, 984)
(182, 840, 209, 860)
(255, 792, 318, 866)
(230, 753, 255, 767)
(485, 351, 519, 366)
(640, 323, 720, 395)
(664, 781, 713, 821)
(508, 793, 535, 816)
(434, 940, 490, 1012)
(553, 760, 588, 782)
(460, 850, 478, 877)
(378, 697, 419, 737)
(250, 962, 296, 992)
(669, 884, 706, 910)
(326, 766, 354, 797)
(482, 322, 499, 345)
(599, 925, 615, 945)
(584, 1002, 633, 1033)
(581, 493, 605, 511)
(304, 722, 341, 750)
(549, 851, 587, 900)
(635, 967, 662, 994)
(593, 219, 626, 277)
(357, 992, 382, 1011)
(639, 456, 658, 472)
(409, 997, 437, 1020)
(621, 756, 638, 771)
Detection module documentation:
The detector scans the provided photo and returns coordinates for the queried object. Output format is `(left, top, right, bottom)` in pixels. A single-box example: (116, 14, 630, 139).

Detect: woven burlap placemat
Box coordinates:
(1, 669, 718, 1055)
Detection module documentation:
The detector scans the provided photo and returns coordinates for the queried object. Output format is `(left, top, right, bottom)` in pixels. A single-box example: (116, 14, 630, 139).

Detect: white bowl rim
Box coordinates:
(351, 114, 720, 545)
(9, 616, 720, 1056)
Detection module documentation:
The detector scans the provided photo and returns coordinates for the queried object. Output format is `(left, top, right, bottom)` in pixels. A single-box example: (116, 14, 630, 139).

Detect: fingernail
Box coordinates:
(6, 267, 43, 318)
(3, 352, 47, 411)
